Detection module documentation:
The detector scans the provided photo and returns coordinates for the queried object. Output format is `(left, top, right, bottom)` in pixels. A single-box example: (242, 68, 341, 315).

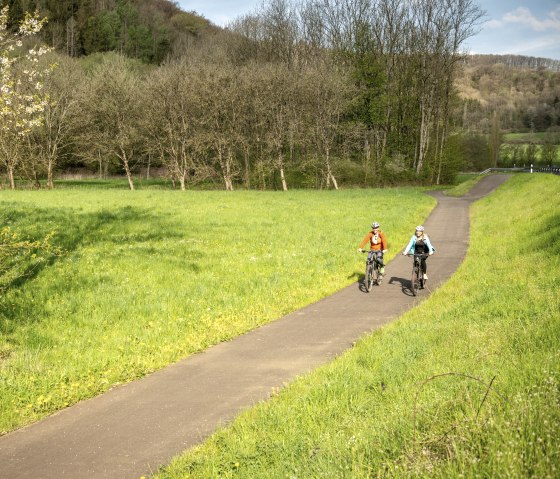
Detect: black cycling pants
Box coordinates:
(415, 251, 427, 274)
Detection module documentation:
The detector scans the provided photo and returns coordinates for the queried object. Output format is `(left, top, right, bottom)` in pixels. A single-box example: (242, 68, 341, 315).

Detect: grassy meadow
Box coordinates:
(0, 187, 435, 434)
(504, 132, 558, 144)
(153, 174, 560, 478)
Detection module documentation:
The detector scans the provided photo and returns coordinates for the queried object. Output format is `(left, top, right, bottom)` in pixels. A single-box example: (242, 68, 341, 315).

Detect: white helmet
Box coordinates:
(415, 225, 425, 232)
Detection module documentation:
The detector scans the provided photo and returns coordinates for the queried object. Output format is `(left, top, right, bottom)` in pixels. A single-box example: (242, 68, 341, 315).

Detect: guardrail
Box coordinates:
(479, 165, 560, 175)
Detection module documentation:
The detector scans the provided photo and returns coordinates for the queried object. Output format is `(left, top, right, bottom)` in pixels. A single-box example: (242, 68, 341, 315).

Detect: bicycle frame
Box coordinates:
(408, 253, 428, 296)
(362, 250, 384, 292)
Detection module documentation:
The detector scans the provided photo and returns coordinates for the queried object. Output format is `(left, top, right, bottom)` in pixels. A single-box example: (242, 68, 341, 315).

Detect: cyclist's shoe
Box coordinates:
(423, 273, 428, 280)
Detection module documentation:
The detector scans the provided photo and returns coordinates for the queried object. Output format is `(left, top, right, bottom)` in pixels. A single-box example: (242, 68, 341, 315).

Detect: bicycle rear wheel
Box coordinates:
(375, 263, 382, 285)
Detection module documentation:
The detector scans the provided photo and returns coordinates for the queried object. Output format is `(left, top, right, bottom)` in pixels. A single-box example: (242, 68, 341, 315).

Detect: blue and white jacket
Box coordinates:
(403, 234, 436, 255)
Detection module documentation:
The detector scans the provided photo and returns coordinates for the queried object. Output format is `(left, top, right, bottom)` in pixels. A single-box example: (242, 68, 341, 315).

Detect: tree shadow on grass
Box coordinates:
(533, 212, 560, 256)
(0, 204, 185, 332)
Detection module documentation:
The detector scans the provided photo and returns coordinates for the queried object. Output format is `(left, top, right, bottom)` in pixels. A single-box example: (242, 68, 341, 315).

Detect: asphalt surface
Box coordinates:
(0, 175, 511, 479)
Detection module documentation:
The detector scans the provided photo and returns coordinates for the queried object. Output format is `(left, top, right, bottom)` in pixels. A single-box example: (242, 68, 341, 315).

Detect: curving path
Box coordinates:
(0, 175, 511, 479)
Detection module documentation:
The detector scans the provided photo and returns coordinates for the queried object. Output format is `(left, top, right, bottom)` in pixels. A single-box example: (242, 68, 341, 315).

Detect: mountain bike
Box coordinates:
(408, 253, 428, 296)
(362, 250, 384, 292)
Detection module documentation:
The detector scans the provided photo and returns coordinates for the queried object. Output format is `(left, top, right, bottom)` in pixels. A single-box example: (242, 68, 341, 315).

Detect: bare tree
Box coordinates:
(144, 60, 212, 190)
(30, 55, 82, 188)
(78, 54, 145, 190)
(256, 63, 301, 191)
(302, 63, 353, 189)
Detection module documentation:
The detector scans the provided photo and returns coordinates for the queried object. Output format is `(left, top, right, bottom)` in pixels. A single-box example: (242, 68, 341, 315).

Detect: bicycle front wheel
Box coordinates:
(365, 264, 373, 292)
(411, 264, 419, 296)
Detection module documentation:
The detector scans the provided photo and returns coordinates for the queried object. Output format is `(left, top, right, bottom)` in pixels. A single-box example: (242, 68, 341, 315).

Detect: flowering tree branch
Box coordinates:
(0, 6, 55, 189)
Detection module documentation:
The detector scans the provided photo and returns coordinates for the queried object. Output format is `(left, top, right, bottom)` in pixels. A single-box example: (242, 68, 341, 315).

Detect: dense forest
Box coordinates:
(1, 0, 216, 62)
(1, 0, 559, 190)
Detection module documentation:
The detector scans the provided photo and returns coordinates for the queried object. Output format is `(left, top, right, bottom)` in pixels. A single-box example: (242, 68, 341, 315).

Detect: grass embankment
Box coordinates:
(0, 188, 434, 434)
(155, 174, 560, 478)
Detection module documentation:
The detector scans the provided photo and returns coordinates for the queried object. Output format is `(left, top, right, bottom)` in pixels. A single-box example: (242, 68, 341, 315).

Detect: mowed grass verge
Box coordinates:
(0, 188, 434, 434)
(155, 174, 560, 478)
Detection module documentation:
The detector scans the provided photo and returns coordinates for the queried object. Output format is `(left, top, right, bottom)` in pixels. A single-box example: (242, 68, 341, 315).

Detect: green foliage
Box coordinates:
(170, 11, 210, 34)
(501, 131, 560, 167)
(82, 10, 121, 53)
(154, 174, 560, 479)
(0, 187, 434, 433)
(541, 142, 559, 164)
(0, 0, 208, 64)
(457, 133, 491, 172)
(437, 134, 467, 183)
(0, 226, 62, 293)
(349, 52, 387, 129)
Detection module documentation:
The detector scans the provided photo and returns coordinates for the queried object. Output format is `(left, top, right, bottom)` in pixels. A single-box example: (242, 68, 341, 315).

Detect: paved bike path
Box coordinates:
(0, 175, 511, 479)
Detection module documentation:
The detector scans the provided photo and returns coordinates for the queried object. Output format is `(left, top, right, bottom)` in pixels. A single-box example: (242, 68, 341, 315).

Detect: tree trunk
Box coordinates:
(363, 134, 371, 185)
(98, 152, 103, 179)
(416, 100, 432, 175)
(121, 151, 135, 191)
(7, 165, 15, 190)
(244, 146, 251, 189)
(47, 159, 54, 189)
(226, 148, 234, 191)
(325, 150, 338, 190)
(278, 153, 288, 191)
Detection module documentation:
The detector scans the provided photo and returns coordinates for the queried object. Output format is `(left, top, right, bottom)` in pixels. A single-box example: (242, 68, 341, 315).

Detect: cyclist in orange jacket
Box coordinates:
(357, 221, 388, 276)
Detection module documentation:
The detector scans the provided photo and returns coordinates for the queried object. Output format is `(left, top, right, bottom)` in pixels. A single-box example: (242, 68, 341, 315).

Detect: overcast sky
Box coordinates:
(177, 1, 560, 61)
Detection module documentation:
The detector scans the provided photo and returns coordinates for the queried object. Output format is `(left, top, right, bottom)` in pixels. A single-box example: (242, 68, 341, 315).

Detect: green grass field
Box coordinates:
(0, 187, 434, 434)
(503, 132, 558, 144)
(153, 174, 560, 478)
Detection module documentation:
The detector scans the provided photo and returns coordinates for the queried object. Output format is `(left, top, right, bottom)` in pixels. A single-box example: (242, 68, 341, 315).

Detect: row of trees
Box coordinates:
(228, 0, 486, 184)
(465, 54, 560, 72)
(2, 0, 505, 190)
(6, 53, 364, 191)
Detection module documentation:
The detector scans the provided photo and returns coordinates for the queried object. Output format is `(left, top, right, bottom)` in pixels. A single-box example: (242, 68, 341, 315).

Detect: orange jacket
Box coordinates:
(359, 230, 388, 251)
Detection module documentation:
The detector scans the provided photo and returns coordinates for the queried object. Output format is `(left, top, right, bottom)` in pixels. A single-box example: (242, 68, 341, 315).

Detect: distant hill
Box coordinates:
(465, 54, 560, 72)
(455, 54, 560, 133)
(2, 0, 218, 63)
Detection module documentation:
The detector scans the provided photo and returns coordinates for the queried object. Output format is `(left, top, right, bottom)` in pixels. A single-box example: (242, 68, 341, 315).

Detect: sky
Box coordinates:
(176, 1, 560, 61)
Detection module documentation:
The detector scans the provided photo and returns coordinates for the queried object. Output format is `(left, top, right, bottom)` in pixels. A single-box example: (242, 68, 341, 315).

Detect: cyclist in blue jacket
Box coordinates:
(402, 225, 435, 280)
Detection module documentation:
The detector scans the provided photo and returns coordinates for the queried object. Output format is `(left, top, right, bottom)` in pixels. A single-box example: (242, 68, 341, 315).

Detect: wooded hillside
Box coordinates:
(456, 55, 560, 133)
(1, 0, 216, 63)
